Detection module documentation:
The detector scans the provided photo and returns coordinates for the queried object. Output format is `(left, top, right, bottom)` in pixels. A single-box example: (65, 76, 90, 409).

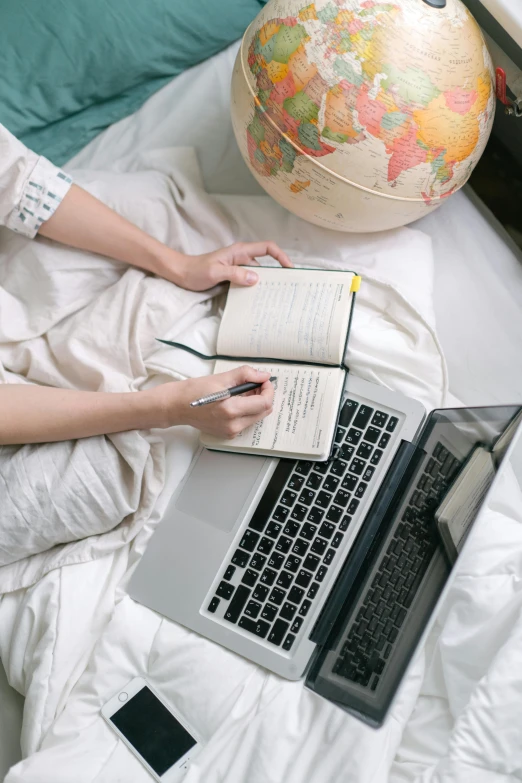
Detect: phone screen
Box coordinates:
(110, 686, 197, 777)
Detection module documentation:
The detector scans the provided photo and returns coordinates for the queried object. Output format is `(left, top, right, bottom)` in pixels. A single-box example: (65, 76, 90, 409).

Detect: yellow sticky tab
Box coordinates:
(350, 275, 362, 293)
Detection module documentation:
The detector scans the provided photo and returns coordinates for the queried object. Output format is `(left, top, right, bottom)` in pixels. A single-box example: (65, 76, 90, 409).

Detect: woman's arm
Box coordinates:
(39, 184, 292, 289)
(0, 367, 274, 445)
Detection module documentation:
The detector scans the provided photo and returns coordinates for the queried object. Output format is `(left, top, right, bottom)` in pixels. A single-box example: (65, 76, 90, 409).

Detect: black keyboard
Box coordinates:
(332, 441, 461, 690)
(205, 398, 401, 652)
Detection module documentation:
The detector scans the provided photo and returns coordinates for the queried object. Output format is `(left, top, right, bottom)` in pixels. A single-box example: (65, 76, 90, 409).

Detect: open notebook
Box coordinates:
(160, 266, 359, 460)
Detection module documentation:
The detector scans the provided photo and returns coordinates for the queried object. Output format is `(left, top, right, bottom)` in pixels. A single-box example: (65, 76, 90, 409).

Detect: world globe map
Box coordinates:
(231, 0, 495, 231)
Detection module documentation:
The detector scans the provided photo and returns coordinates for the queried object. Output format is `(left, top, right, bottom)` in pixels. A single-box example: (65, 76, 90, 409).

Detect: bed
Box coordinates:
(0, 33, 521, 783)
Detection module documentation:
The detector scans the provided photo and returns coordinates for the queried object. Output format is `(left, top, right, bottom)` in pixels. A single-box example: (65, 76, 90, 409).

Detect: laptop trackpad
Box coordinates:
(175, 449, 267, 532)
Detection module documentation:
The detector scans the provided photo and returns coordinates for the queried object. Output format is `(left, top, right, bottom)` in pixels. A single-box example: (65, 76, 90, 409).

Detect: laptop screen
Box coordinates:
(305, 404, 522, 726)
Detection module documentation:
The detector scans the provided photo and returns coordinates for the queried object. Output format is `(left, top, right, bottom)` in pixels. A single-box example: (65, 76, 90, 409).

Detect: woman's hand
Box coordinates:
(158, 241, 293, 291)
(0, 367, 275, 445)
(153, 365, 275, 438)
(39, 184, 292, 290)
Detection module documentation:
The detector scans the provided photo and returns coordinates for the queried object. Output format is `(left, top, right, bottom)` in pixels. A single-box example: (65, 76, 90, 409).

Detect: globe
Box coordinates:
(231, 0, 495, 232)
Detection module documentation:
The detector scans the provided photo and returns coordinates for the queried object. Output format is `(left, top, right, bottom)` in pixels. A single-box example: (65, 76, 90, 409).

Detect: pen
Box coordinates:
(190, 377, 277, 408)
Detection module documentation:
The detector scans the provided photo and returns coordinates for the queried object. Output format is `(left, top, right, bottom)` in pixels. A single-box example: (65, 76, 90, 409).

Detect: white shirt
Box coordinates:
(0, 123, 72, 238)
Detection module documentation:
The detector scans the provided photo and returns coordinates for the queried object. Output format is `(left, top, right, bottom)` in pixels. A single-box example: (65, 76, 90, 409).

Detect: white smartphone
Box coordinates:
(102, 677, 202, 782)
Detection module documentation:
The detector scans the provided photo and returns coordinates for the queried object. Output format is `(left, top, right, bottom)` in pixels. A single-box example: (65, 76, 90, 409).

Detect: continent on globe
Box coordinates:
(232, 0, 495, 232)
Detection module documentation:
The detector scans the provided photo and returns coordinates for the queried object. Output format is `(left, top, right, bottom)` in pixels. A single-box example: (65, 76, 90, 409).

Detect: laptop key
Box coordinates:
(371, 411, 388, 428)
(326, 505, 343, 523)
(353, 405, 374, 429)
(231, 549, 249, 568)
(285, 555, 301, 574)
(295, 569, 313, 588)
(272, 505, 289, 522)
(291, 616, 303, 633)
(324, 549, 335, 565)
(339, 399, 358, 427)
(276, 570, 293, 590)
(363, 466, 375, 482)
(340, 443, 355, 461)
(303, 554, 320, 572)
(216, 582, 234, 601)
(280, 602, 297, 621)
(241, 569, 258, 588)
(224, 586, 250, 623)
(223, 565, 235, 581)
(283, 634, 296, 651)
(244, 600, 261, 618)
(356, 442, 373, 460)
(268, 552, 285, 570)
(253, 584, 269, 602)
(268, 619, 290, 646)
(288, 586, 304, 604)
(333, 490, 350, 508)
(318, 522, 335, 539)
(323, 475, 339, 493)
(330, 460, 347, 477)
(288, 474, 304, 491)
(283, 520, 300, 538)
(260, 568, 277, 585)
(207, 597, 220, 613)
(268, 588, 285, 606)
(370, 449, 383, 466)
(346, 428, 363, 445)
(265, 521, 282, 539)
(281, 490, 297, 507)
(378, 433, 391, 449)
(386, 416, 398, 432)
(295, 461, 313, 475)
(239, 616, 270, 638)
(313, 461, 329, 475)
(339, 515, 352, 531)
(349, 458, 365, 476)
(347, 498, 360, 515)
(311, 537, 327, 556)
(307, 582, 320, 599)
(299, 600, 312, 617)
(316, 566, 328, 582)
(249, 553, 266, 571)
(355, 482, 367, 499)
(275, 536, 293, 554)
(298, 490, 316, 506)
(300, 522, 316, 541)
(307, 507, 324, 524)
(292, 538, 309, 557)
(316, 491, 332, 508)
(239, 530, 259, 552)
(291, 505, 307, 521)
(365, 426, 381, 444)
(306, 473, 322, 490)
(335, 426, 346, 444)
(341, 474, 358, 492)
(257, 537, 274, 555)
(332, 532, 344, 549)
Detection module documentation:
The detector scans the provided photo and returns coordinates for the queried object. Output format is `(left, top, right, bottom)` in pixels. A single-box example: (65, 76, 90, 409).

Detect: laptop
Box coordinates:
(129, 373, 521, 726)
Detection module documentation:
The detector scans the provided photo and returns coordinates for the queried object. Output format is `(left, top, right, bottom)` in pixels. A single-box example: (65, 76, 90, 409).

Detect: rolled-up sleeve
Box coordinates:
(0, 123, 73, 238)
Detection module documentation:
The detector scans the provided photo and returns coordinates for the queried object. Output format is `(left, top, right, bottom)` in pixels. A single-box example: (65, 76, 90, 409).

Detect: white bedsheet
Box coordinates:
(0, 40, 521, 783)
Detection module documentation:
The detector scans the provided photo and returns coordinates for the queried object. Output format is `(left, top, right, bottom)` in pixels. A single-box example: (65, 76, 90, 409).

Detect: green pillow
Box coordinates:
(0, 0, 266, 165)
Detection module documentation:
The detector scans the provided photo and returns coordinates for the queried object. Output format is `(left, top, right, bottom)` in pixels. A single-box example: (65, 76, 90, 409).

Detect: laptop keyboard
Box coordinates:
(205, 398, 400, 652)
(331, 441, 461, 691)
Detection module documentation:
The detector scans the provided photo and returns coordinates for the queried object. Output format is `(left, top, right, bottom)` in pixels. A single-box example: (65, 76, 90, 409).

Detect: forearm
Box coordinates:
(0, 385, 166, 445)
(38, 184, 181, 282)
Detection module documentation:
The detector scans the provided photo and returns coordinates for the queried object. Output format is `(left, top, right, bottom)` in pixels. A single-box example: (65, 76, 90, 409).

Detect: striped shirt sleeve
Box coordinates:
(0, 123, 73, 239)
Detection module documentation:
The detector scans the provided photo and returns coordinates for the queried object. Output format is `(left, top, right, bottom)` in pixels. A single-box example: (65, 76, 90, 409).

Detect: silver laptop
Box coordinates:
(130, 374, 521, 726)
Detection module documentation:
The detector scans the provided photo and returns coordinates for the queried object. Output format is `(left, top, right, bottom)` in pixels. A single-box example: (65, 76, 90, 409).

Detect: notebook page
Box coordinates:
(201, 360, 345, 457)
(217, 268, 354, 365)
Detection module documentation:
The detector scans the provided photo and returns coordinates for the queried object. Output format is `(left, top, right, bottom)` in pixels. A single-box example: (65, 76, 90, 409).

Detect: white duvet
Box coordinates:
(0, 42, 521, 783)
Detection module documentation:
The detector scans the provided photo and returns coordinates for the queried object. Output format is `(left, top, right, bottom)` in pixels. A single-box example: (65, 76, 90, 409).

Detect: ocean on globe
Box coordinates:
(231, 0, 495, 232)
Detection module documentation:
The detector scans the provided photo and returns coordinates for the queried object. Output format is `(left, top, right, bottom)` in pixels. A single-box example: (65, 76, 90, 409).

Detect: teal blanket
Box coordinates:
(0, 0, 265, 165)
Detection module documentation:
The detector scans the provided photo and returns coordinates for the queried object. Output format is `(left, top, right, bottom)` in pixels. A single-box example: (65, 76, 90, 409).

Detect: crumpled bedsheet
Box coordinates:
(2, 41, 520, 783)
